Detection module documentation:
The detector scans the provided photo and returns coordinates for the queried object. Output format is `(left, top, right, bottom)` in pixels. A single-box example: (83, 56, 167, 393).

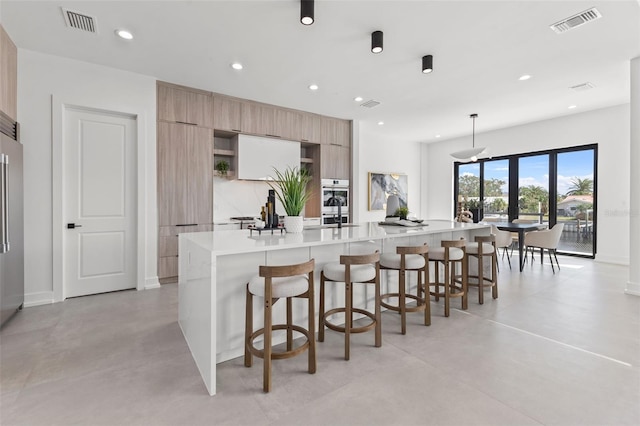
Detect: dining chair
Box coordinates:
(524, 223, 565, 273)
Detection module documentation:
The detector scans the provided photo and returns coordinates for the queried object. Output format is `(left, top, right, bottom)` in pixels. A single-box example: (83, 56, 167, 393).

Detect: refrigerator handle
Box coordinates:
(0, 153, 7, 253)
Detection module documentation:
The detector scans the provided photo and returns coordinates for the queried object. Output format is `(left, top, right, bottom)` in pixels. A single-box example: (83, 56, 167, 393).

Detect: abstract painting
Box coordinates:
(368, 172, 408, 211)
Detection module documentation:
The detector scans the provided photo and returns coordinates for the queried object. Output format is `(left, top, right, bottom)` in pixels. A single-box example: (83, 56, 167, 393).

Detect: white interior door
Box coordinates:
(64, 108, 137, 298)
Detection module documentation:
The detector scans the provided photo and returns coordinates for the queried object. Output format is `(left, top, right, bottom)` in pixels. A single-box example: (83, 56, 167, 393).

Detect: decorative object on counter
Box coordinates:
(215, 159, 229, 177)
(368, 172, 408, 211)
(465, 198, 482, 223)
(267, 166, 311, 233)
(394, 206, 409, 220)
(450, 113, 486, 162)
(260, 206, 266, 222)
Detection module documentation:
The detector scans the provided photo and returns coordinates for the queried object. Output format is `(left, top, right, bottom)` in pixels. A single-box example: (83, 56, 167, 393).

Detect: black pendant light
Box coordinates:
(371, 31, 383, 53)
(300, 0, 314, 25)
(422, 55, 433, 74)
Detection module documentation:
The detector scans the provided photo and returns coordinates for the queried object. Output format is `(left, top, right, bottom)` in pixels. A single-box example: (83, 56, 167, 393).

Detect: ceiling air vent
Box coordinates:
(62, 8, 98, 33)
(570, 82, 595, 92)
(550, 8, 601, 34)
(360, 100, 380, 108)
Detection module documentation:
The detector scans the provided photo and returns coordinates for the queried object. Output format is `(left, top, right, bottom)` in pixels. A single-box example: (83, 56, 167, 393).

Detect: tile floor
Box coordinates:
(1, 256, 639, 425)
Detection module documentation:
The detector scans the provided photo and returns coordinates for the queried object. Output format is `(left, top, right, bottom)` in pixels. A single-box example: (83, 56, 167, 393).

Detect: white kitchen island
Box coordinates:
(178, 220, 489, 395)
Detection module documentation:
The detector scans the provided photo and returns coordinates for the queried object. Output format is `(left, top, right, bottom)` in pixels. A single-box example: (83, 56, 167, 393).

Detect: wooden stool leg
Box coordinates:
(444, 260, 451, 317)
(400, 268, 407, 335)
(423, 263, 431, 326)
(263, 293, 272, 393)
(308, 278, 316, 374)
(434, 262, 441, 301)
(477, 253, 484, 305)
(286, 297, 293, 351)
(492, 252, 499, 299)
(345, 280, 352, 361)
(374, 274, 382, 347)
(318, 273, 325, 342)
(462, 258, 468, 311)
(244, 285, 253, 367)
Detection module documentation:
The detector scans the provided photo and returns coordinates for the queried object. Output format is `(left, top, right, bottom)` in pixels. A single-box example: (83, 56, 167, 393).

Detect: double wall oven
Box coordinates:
(321, 179, 349, 225)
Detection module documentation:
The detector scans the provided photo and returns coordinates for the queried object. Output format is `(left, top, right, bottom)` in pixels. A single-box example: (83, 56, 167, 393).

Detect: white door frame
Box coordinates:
(52, 96, 149, 301)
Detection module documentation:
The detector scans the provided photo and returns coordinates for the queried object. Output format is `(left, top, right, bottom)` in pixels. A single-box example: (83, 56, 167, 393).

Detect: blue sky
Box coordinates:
(459, 149, 594, 195)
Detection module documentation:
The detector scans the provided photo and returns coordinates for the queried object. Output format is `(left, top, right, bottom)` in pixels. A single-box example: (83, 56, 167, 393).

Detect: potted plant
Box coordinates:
(394, 206, 409, 220)
(215, 160, 230, 177)
(267, 166, 311, 233)
(466, 199, 482, 223)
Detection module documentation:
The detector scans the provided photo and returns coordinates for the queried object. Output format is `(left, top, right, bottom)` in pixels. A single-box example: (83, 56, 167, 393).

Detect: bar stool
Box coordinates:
(428, 240, 467, 317)
(244, 259, 316, 393)
(465, 235, 498, 304)
(319, 252, 380, 360)
(380, 244, 430, 335)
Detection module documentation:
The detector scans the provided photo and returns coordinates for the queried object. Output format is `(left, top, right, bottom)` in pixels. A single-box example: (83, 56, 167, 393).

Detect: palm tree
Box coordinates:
(566, 177, 593, 195)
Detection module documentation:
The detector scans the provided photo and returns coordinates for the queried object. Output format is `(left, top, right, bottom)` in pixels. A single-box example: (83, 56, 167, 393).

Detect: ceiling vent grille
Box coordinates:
(360, 100, 380, 108)
(570, 82, 595, 91)
(550, 8, 601, 34)
(62, 8, 98, 33)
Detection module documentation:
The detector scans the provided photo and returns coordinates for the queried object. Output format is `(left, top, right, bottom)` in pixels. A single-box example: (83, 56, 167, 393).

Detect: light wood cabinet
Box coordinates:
(241, 101, 278, 136)
(158, 83, 214, 128)
(157, 122, 213, 227)
(158, 224, 213, 281)
(0, 25, 17, 120)
(276, 108, 303, 141)
(321, 144, 350, 180)
(320, 117, 351, 146)
(213, 95, 243, 132)
(301, 113, 322, 143)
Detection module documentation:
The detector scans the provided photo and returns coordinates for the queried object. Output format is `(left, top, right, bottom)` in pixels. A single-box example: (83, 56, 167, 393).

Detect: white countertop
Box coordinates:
(181, 220, 490, 256)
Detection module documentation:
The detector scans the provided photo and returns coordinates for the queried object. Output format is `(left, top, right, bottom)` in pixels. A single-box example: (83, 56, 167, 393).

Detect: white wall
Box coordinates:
(18, 49, 157, 305)
(422, 104, 631, 265)
(355, 122, 425, 223)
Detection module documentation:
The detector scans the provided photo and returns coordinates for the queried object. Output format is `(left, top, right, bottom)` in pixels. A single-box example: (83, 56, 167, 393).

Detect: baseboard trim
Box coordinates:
(145, 277, 161, 290)
(624, 281, 640, 296)
(24, 291, 55, 307)
(594, 254, 629, 266)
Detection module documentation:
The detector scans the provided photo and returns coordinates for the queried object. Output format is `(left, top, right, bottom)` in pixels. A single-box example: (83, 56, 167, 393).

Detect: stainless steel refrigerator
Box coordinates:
(0, 111, 23, 328)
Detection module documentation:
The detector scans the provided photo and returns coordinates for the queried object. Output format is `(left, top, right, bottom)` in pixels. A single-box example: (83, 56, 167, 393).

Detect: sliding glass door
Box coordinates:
(454, 144, 596, 257)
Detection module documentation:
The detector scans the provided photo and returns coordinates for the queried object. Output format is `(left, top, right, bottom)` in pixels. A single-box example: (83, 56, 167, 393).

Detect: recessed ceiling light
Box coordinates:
(568, 104, 577, 109)
(519, 74, 531, 81)
(308, 84, 319, 91)
(115, 29, 133, 40)
(435, 134, 441, 138)
(354, 96, 363, 102)
(231, 63, 243, 70)
(378, 121, 384, 126)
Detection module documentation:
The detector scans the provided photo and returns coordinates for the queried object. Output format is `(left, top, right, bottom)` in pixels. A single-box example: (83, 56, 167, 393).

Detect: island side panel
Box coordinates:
(179, 237, 216, 395)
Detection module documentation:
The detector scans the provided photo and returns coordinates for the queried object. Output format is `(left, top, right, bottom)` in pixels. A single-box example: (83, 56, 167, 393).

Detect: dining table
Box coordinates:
(494, 222, 547, 271)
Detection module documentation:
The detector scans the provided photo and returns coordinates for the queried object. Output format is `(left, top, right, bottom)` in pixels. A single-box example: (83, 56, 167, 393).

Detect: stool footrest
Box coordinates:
(247, 324, 311, 360)
(322, 307, 377, 334)
(380, 293, 426, 313)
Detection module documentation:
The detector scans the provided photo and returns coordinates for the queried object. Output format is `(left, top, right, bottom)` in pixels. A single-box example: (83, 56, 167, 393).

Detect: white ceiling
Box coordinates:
(1, 0, 639, 143)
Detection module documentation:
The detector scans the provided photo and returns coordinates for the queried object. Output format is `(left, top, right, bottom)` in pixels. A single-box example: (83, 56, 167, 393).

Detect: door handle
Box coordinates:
(67, 223, 83, 229)
(0, 154, 8, 253)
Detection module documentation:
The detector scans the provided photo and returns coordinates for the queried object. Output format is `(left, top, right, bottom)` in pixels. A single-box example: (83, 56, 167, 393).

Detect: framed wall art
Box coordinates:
(368, 172, 408, 211)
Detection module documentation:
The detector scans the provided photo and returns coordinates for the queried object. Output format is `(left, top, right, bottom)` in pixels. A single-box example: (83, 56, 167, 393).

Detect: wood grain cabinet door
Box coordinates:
(186, 91, 214, 128)
(213, 95, 243, 132)
(321, 144, 350, 180)
(187, 126, 214, 225)
(0, 25, 17, 120)
(157, 122, 188, 226)
(301, 113, 322, 143)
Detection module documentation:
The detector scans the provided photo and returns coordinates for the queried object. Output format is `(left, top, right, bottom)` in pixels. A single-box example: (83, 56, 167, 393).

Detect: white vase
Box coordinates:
(284, 216, 304, 233)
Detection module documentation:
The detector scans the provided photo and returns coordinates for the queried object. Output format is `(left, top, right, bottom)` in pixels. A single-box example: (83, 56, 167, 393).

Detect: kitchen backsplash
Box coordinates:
(213, 177, 283, 221)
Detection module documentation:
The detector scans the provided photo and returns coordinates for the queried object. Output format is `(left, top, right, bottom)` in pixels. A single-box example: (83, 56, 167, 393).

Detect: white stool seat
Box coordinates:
(465, 242, 495, 255)
(429, 247, 464, 261)
(248, 275, 309, 298)
(380, 253, 426, 270)
(323, 262, 377, 283)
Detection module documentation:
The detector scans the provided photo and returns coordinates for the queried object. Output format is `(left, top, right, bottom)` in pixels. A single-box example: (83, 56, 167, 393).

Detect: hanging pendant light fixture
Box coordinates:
(450, 114, 486, 162)
(371, 31, 383, 53)
(300, 0, 314, 25)
(422, 55, 433, 73)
